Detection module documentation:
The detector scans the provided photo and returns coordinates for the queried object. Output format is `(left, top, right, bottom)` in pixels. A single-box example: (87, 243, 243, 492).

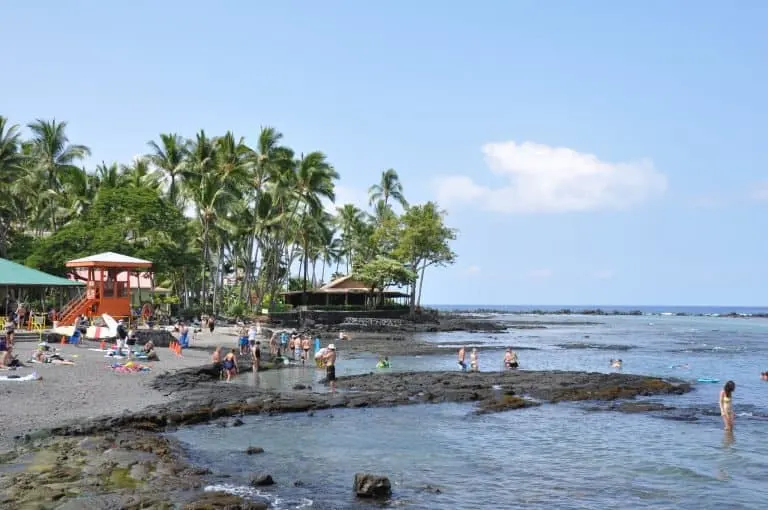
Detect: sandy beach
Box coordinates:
(0, 327, 239, 452)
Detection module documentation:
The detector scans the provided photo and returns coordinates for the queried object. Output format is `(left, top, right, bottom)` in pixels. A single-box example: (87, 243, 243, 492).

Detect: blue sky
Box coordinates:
(3, 1, 767, 306)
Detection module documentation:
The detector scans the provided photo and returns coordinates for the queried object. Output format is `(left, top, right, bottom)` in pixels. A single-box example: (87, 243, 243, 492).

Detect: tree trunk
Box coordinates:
(311, 257, 318, 287)
(201, 221, 210, 311)
(416, 262, 427, 307)
(321, 258, 327, 285)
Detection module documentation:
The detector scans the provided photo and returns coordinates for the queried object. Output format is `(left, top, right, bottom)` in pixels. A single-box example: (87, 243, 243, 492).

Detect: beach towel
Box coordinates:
(0, 372, 42, 382)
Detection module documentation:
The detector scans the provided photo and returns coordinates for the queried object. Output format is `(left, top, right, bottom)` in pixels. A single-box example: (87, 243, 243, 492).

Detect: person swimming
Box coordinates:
(504, 348, 518, 369)
(719, 380, 736, 431)
(376, 356, 391, 368)
(610, 359, 623, 369)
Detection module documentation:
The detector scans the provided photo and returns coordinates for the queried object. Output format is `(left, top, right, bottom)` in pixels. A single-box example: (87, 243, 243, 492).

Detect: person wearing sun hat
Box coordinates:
(323, 343, 337, 393)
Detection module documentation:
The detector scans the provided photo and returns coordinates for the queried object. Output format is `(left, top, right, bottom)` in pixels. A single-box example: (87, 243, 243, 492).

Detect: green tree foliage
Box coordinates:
(395, 201, 457, 312)
(1, 113, 457, 314)
(354, 256, 417, 307)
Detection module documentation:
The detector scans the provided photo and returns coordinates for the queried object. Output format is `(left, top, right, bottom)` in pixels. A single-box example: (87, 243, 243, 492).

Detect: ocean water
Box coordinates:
(435, 304, 768, 315)
(173, 314, 768, 509)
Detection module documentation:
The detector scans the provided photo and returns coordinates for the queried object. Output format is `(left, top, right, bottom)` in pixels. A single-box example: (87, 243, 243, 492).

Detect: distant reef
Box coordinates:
(443, 308, 768, 318)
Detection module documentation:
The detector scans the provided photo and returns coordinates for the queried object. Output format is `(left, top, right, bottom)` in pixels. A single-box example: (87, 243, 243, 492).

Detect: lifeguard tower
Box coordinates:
(58, 252, 153, 326)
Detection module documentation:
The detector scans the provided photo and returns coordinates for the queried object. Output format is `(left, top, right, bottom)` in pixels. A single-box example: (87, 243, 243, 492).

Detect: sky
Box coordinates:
(3, 1, 767, 306)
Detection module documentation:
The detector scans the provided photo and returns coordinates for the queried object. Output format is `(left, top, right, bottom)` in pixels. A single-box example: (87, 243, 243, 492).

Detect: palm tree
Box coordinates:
(121, 156, 162, 191)
(336, 204, 364, 273)
(147, 133, 188, 207)
(26, 119, 90, 231)
(0, 116, 24, 256)
(368, 168, 407, 209)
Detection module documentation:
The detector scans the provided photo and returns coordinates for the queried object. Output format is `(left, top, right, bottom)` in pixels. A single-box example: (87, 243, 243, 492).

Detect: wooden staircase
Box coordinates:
(58, 294, 96, 326)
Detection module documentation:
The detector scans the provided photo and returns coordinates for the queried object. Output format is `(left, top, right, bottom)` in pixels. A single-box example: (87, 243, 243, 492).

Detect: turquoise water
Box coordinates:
(173, 315, 768, 509)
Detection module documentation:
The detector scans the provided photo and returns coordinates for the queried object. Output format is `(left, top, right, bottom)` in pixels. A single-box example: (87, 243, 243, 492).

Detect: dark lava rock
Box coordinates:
(614, 402, 672, 413)
(183, 491, 267, 509)
(293, 383, 310, 390)
(354, 473, 392, 499)
(420, 484, 443, 494)
(228, 418, 244, 427)
(475, 394, 541, 415)
(251, 473, 275, 486)
(245, 446, 264, 455)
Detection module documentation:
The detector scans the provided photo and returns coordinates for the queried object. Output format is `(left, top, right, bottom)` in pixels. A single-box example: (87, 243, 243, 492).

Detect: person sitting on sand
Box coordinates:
(143, 341, 159, 361)
(610, 359, 623, 369)
(222, 349, 238, 382)
(504, 348, 519, 369)
(457, 346, 467, 372)
(323, 344, 337, 393)
(1, 345, 19, 368)
(470, 348, 479, 372)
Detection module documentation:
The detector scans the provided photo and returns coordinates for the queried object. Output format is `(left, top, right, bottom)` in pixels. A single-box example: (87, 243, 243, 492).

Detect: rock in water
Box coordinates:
(251, 473, 275, 486)
(245, 446, 264, 455)
(353, 472, 392, 499)
(183, 491, 267, 509)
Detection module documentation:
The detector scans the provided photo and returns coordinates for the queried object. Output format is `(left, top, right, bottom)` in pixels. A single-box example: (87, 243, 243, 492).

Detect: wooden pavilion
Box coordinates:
(280, 275, 411, 308)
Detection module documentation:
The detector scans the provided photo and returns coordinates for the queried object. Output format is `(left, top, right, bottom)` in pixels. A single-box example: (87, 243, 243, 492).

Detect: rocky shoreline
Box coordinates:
(1, 361, 693, 509)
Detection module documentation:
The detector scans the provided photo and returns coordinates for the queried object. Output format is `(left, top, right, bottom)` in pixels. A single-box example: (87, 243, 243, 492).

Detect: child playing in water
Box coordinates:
(719, 380, 736, 431)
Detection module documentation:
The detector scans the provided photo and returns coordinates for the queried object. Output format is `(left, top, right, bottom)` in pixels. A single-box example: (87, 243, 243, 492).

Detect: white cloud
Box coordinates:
(524, 268, 553, 280)
(435, 141, 667, 213)
(592, 269, 615, 279)
(465, 265, 481, 275)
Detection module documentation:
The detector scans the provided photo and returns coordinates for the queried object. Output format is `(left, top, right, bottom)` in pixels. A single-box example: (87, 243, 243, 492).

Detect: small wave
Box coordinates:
(555, 343, 635, 351)
(205, 483, 313, 509)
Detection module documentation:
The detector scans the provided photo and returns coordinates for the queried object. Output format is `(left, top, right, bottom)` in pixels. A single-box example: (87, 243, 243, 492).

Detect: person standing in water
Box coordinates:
(222, 349, 238, 382)
(719, 380, 736, 431)
(252, 341, 261, 372)
(457, 346, 467, 372)
(470, 348, 479, 372)
(504, 348, 519, 369)
(323, 343, 337, 393)
(301, 335, 311, 365)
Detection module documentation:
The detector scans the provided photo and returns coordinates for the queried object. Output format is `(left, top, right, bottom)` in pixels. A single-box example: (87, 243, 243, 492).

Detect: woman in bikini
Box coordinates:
(470, 348, 479, 372)
(719, 380, 736, 431)
(222, 349, 238, 382)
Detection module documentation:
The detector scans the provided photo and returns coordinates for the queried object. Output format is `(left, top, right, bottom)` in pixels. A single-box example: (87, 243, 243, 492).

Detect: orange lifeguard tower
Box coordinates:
(58, 252, 153, 326)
